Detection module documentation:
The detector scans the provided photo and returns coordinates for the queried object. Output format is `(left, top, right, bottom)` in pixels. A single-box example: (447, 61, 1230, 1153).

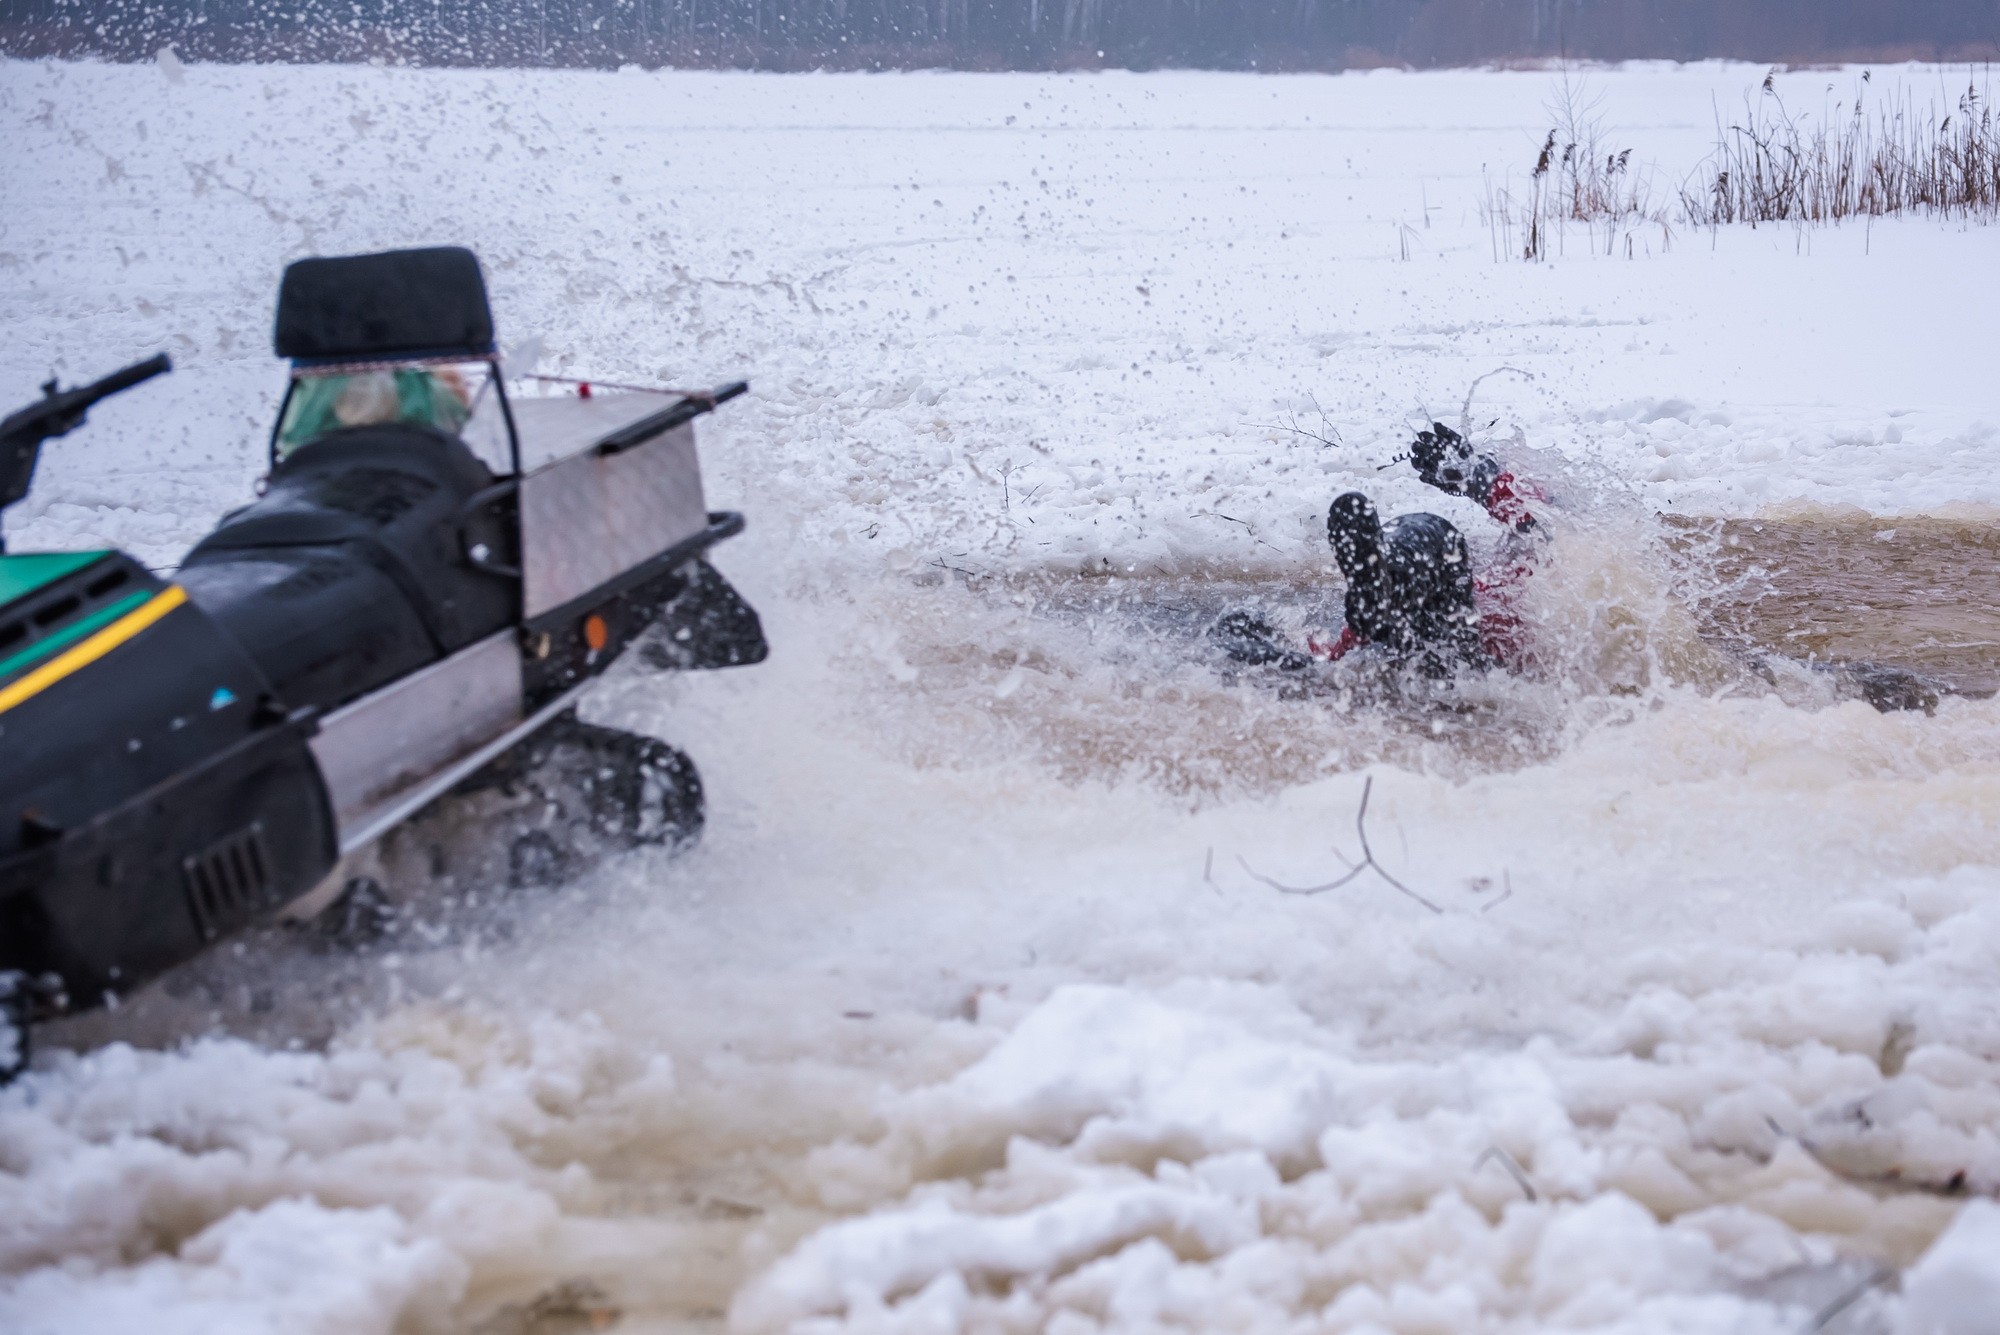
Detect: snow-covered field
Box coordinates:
(5, 56, 2000, 1334)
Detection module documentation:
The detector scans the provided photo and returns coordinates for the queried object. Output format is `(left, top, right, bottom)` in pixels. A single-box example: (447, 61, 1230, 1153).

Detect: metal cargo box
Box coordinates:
(510, 393, 710, 619)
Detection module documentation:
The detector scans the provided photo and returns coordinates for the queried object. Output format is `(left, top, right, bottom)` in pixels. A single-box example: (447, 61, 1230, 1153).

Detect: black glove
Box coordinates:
(1408, 422, 1499, 503)
(1211, 610, 1313, 672)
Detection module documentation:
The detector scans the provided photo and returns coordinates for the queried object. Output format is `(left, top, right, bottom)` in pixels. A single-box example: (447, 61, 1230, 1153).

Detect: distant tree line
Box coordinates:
(3, 0, 1997, 68)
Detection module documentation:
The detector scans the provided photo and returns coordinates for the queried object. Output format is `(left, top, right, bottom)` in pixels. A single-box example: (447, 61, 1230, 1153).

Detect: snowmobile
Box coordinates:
(0, 246, 766, 1076)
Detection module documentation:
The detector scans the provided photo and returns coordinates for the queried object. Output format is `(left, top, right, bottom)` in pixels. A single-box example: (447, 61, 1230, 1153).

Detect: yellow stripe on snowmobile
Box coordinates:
(0, 585, 189, 718)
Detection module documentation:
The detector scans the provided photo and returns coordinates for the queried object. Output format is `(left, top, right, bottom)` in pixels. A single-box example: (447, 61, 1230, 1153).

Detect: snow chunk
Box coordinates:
(0, 1199, 465, 1335)
(732, 1176, 1260, 1329)
(1900, 1200, 2000, 1335)
(889, 984, 1346, 1171)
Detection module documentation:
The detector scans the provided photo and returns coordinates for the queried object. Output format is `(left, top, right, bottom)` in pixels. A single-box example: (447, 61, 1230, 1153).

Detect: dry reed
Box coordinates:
(1682, 70, 2000, 227)
(1481, 76, 1668, 262)
(1486, 69, 2000, 261)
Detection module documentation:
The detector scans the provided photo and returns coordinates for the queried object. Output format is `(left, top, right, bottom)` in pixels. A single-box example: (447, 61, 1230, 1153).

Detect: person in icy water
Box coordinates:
(1310, 490, 1485, 675)
(1214, 422, 1543, 677)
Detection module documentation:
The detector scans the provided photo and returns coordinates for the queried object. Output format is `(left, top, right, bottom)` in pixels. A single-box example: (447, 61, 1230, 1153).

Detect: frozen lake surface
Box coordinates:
(5, 56, 2000, 1334)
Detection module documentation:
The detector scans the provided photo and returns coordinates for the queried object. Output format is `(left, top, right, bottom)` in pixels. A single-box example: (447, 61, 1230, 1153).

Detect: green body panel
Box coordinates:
(0, 551, 110, 613)
(0, 588, 151, 686)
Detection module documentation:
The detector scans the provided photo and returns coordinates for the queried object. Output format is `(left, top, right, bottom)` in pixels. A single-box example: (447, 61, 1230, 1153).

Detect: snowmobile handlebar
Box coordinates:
(2, 353, 172, 514)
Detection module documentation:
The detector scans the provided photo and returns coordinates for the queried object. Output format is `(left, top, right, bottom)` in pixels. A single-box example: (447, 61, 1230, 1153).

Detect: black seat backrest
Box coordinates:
(275, 247, 494, 363)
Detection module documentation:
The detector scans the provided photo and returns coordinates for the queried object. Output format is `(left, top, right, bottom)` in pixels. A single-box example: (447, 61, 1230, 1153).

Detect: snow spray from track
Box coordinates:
(16, 525, 2000, 1333)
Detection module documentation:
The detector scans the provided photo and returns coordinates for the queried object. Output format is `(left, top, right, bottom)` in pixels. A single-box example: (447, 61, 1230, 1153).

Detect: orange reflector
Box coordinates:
(583, 613, 609, 651)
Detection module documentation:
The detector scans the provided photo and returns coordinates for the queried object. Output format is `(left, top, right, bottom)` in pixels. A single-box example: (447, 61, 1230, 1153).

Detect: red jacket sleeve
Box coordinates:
(1484, 472, 1541, 532)
(1308, 625, 1365, 662)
